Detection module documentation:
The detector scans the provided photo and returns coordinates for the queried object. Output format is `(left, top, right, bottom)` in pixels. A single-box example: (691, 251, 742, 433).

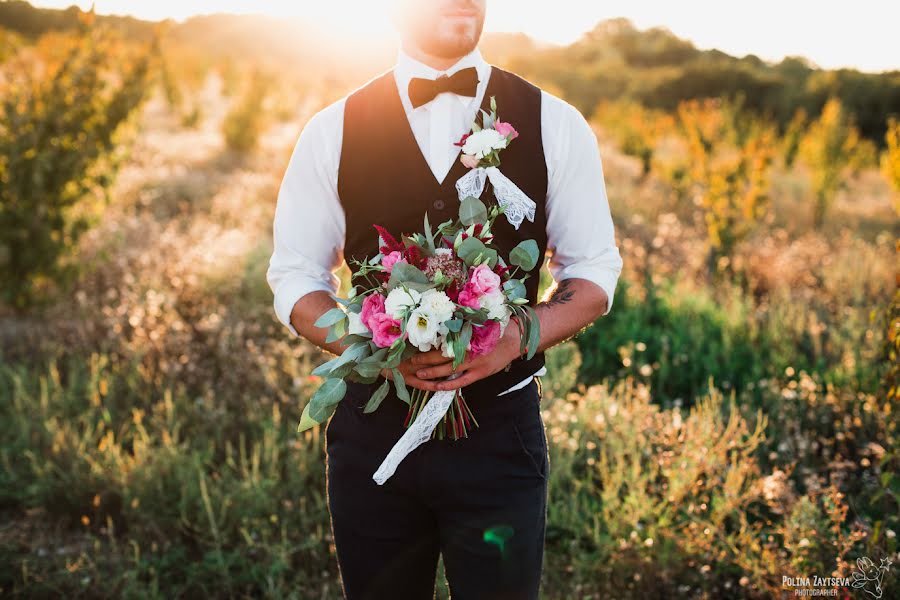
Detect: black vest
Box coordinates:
(337, 64, 548, 399)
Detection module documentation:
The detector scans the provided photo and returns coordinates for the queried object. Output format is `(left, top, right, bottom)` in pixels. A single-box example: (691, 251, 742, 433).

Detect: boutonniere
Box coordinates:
(454, 96, 536, 230)
(454, 96, 519, 169)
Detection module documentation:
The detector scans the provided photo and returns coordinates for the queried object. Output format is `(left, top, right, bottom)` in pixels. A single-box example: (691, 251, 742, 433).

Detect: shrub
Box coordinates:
(0, 24, 154, 310)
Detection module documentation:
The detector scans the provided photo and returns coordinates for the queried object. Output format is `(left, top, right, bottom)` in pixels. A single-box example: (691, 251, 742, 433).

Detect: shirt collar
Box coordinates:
(393, 45, 491, 114)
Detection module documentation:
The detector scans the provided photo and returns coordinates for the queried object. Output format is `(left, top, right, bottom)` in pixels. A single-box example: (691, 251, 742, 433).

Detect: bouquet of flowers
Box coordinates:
(296, 200, 540, 433)
(297, 96, 541, 484)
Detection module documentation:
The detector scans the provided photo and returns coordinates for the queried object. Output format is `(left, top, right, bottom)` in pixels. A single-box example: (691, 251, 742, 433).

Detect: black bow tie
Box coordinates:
(408, 67, 479, 109)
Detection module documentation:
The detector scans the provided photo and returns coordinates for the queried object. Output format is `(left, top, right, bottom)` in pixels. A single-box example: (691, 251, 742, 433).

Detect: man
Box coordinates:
(267, 0, 622, 597)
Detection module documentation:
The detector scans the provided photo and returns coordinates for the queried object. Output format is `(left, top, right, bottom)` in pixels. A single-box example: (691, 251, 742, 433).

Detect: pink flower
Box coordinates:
(381, 251, 407, 274)
(457, 281, 481, 309)
(469, 263, 501, 296)
(370, 312, 404, 348)
(460, 154, 480, 169)
(494, 121, 518, 141)
(360, 293, 386, 330)
(469, 320, 501, 357)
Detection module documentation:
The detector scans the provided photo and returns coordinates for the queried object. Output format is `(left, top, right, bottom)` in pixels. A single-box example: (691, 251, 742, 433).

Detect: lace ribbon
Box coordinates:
(455, 166, 536, 230)
(372, 373, 463, 486)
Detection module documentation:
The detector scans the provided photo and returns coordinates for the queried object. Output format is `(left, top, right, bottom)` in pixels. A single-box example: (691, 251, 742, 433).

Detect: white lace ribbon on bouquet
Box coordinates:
(372, 373, 462, 486)
(455, 166, 536, 230)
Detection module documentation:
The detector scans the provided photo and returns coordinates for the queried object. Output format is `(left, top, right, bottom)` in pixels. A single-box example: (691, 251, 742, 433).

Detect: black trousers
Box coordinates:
(325, 376, 549, 600)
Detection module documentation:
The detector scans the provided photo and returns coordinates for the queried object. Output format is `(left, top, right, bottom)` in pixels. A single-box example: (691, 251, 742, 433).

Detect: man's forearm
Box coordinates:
(288, 290, 352, 356)
(517, 277, 609, 357)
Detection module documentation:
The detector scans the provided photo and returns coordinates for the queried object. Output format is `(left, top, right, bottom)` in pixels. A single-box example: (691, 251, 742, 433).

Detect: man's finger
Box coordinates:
(435, 369, 479, 391)
(411, 349, 451, 366)
(403, 375, 444, 393)
(416, 357, 476, 380)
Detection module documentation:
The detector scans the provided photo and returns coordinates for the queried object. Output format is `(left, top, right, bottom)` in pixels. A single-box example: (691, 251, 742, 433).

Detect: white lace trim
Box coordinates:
(372, 374, 462, 486)
(455, 166, 536, 230)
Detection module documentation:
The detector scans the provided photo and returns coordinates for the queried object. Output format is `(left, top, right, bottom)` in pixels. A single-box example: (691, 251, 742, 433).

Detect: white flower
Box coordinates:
(385, 287, 421, 319)
(462, 128, 508, 159)
(418, 288, 455, 325)
(347, 310, 369, 335)
(434, 248, 453, 257)
(481, 289, 511, 322)
(407, 307, 441, 352)
(439, 332, 455, 358)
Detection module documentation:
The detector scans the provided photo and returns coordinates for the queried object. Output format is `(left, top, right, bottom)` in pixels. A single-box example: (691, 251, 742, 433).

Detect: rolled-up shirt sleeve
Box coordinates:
(266, 99, 346, 337)
(542, 92, 623, 316)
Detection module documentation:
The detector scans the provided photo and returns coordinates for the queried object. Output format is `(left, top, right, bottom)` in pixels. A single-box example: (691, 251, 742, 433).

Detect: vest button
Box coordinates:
(433, 198, 445, 210)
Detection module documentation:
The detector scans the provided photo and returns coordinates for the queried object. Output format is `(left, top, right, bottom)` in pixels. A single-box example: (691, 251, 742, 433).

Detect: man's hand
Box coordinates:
(408, 322, 523, 392)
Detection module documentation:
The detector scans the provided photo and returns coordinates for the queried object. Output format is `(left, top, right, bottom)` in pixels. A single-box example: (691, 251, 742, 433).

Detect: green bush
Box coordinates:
(222, 68, 270, 152)
(0, 25, 153, 311)
(574, 274, 769, 406)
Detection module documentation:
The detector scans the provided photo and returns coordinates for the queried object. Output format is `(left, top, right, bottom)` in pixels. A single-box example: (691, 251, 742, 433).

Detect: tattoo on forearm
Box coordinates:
(547, 279, 576, 306)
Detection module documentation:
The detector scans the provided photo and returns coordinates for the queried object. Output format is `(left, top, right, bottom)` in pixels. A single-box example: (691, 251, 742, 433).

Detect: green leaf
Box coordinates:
(459, 196, 488, 226)
(424, 212, 436, 253)
(525, 306, 541, 360)
(392, 368, 411, 404)
(509, 239, 539, 271)
(297, 401, 322, 432)
(503, 279, 527, 300)
(315, 307, 347, 328)
(446, 318, 463, 333)
(312, 341, 370, 376)
(490, 95, 497, 114)
(387, 262, 429, 290)
(457, 237, 487, 265)
(307, 378, 347, 422)
(315, 378, 349, 405)
(309, 398, 339, 425)
(328, 293, 351, 307)
(453, 322, 473, 369)
(325, 317, 347, 343)
(363, 379, 391, 413)
(354, 361, 383, 379)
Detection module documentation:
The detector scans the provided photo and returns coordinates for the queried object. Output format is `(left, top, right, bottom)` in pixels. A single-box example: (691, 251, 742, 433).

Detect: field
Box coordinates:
(0, 9, 898, 599)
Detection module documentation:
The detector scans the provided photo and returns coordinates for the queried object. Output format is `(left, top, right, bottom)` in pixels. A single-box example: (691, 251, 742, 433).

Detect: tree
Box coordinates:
(0, 16, 156, 310)
(882, 117, 900, 217)
(798, 98, 867, 229)
(675, 96, 776, 278)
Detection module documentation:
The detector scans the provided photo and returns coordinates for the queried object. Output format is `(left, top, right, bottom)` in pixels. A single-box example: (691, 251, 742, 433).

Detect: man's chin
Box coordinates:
(419, 34, 479, 60)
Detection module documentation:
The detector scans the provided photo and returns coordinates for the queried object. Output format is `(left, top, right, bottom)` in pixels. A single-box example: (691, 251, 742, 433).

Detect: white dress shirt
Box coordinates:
(267, 46, 623, 396)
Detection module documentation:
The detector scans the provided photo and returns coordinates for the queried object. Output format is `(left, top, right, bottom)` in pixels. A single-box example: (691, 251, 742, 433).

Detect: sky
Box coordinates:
(30, 0, 900, 72)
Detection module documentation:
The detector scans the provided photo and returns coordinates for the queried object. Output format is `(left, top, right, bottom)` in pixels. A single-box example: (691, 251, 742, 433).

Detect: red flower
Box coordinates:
(373, 224, 404, 254)
(445, 280, 462, 303)
(403, 245, 426, 270)
(454, 132, 471, 148)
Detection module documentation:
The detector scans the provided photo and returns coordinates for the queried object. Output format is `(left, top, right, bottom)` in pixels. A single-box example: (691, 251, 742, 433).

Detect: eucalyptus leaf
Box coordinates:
(503, 279, 527, 300)
(354, 361, 383, 379)
(457, 237, 486, 265)
(297, 402, 317, 432)
(388, 262, 429, 290)
(309, 397, 340, 423)
(328, 294, 351, 307)
(424, 212, 436, 253)
(325, 318, 346, 343)
(509, 239, 539, 271)
(525, 306, 541, 360)
(392, 368, 410, 404)
(363, 379, 391, 414)
(453, 322, 473, 369)
(446, 318, 463, 333)
(459, 196, 487, 226)
(315, 307, 347, 328)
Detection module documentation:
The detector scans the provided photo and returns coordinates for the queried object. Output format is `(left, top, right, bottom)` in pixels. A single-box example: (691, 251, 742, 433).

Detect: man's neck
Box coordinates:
(400, 40, 468, 72)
